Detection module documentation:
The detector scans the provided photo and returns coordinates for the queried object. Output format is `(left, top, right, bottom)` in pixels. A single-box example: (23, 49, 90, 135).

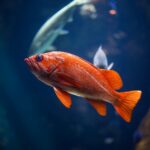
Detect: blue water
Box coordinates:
(0, 0, 149, 150)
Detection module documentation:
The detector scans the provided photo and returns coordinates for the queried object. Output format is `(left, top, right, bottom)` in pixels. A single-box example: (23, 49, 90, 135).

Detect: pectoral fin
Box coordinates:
(53, 87, 72, 108)
(45, 45, 56, 51)
(86, 99, 107, 116)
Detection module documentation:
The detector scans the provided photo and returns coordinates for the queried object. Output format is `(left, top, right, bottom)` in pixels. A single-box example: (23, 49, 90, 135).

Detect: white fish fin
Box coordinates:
(59, 29, 69, 35)
(45, 45, 56, 52)
(68, 16, 73, 22)
(107, 62, 114, 70)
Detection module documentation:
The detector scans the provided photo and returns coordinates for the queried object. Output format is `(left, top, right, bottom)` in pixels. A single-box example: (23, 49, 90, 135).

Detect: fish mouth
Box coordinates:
(24, 58, 31, 67)
(24, 58, 40, 71)
(24, 58, 33, 68)
(24, 58, 30, 64)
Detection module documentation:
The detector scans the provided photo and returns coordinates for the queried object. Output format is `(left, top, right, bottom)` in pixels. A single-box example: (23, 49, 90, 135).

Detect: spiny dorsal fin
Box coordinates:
(100, 69, 123, 90)
(53, 87, 72, 108)
(87, 99, 107, 116)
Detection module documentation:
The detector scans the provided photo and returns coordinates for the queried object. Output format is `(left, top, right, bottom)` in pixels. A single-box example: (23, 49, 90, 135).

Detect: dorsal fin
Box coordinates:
(100, 69, 123, 90)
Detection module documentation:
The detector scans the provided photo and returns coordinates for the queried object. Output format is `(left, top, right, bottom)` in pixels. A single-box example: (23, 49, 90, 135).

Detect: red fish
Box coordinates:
(24, 51, 142, 122)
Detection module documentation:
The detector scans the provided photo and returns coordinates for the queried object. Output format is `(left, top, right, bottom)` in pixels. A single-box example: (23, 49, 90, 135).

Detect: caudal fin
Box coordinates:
(114, 90, 142, 122)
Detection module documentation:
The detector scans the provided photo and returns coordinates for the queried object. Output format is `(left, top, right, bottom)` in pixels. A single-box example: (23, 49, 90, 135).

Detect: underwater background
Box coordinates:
(0, 0, 150, 150)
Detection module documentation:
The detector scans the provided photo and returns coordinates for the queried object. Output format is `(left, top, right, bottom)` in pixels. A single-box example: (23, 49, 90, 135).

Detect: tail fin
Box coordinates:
(107, 62, 114, 70)
(114, 90, 142, 122)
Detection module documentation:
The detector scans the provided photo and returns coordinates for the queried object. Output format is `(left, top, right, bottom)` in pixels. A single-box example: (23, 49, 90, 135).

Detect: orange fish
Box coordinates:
(24, 51, 142, 122)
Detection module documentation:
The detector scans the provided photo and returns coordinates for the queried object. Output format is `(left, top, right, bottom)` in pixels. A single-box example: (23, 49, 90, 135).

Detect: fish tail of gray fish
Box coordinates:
(107, 62, 114, 70)
(93, 46, 114, 70)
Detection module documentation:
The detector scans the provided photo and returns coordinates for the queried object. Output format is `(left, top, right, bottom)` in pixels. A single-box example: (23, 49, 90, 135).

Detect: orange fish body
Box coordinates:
(25, 51, 142, 122)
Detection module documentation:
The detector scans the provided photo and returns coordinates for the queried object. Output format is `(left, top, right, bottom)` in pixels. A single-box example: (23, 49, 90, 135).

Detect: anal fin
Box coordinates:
(86, 99, 107, 116)
(54, 87, 72, 108)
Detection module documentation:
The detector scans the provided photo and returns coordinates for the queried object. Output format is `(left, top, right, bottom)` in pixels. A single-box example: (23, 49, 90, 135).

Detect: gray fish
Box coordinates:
(30, 0, 91, 55)
(93, 46, 114, 70)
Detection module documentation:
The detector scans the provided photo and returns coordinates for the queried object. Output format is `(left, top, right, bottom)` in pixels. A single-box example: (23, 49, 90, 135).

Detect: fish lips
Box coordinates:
(24, 58, 41, 72)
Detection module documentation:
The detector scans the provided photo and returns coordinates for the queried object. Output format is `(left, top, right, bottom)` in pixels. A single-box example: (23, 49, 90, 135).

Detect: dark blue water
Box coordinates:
(0, 0, 149, 150)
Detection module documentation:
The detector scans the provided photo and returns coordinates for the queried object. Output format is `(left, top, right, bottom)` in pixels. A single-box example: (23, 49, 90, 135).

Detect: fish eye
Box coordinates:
(36, 54, 43, 62)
